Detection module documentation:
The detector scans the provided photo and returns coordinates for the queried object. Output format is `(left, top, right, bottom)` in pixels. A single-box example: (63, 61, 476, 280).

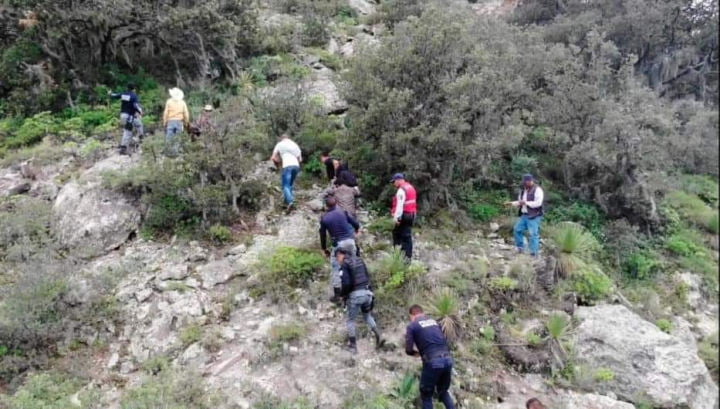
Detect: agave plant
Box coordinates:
(429, 288, 462, 343)
(549, 222, 598, 277)
(546, 313, 571, 370)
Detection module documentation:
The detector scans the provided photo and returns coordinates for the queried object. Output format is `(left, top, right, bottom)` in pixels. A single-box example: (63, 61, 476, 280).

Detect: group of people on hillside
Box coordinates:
(109, 83, 216, 156)
(269, 134, 546, 409)
(111, 88, 547, 409)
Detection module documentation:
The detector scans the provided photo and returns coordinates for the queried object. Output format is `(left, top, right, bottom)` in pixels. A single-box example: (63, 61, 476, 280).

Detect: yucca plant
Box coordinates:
(428, 288, 461, 343)
(549, 222, 598, 277)
(546, 313, 570, 371)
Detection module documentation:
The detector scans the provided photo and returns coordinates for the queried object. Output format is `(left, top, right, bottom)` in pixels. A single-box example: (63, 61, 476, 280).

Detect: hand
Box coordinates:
(395, 219, 401, 226)
(107, 91, 112, 96)
(355, 230, 361, 237)
(323, 249, 331, 257)
(518, 200, 526, 206)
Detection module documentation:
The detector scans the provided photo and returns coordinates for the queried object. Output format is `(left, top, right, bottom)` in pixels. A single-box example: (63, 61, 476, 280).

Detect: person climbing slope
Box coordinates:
(162, 87, 190, 156)
(270, 134, 302, 211)
(405, 304, 456, 409)
(390, 173, 417, 261)
(109, 83, 144, 155)
(319, 196, 359, 304)
(336, 247, 384, 354)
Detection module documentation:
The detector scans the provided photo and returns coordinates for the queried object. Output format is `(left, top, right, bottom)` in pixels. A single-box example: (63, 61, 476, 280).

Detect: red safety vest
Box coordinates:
(392, 182, 417, 215)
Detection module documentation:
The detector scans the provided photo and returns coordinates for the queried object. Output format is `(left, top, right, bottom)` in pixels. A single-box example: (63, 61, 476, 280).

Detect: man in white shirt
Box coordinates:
(270, 134, 302, 210)
(506, 174, 544, 256)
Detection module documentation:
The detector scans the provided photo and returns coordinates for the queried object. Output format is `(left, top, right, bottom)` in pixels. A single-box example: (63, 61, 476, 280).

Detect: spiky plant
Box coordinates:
(429, 288, 461, 343)
(547, 313, 569, 340)
(549, 222, 598, 277)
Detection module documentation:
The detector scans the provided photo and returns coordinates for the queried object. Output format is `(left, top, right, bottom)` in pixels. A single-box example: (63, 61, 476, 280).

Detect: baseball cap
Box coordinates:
(390, 173, 405, 182)
(522, 173, 534, 182)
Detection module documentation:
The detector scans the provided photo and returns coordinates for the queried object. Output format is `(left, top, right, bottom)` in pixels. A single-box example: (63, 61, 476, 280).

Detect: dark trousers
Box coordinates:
(392, 212, 415, 260)
(419, 357, 456, 409)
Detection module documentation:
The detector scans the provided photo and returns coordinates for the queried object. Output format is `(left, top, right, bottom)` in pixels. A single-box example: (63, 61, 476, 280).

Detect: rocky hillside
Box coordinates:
(0, 0, 718, 409)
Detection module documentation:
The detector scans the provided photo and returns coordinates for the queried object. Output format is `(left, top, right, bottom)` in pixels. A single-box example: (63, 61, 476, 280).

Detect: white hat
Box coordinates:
(203, 104, 214, 111)
(169, 87, 184, 100)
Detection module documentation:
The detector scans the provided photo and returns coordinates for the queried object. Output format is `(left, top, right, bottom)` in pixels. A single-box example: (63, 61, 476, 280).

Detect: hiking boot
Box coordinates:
(118, 145, 128, 155)
(285, 202, 295, 213)
(346, 337, 358, 354)
(372, 328, 386, 350)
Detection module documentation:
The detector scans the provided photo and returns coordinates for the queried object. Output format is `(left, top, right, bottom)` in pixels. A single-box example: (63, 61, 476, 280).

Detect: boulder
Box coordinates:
(573, 304, 718, 409)
(348, 0, 376, 15)
(52, 155, 140, 258)
(556, 392, 635, 409)
(304, 69, 348, 114)
(198, 258, 242, 289)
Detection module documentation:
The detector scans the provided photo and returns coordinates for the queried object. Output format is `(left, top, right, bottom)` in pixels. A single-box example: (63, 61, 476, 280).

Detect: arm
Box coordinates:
(162, 102, 169, 126)
(525, 187, 543, 208)
(319, 221, 328, 252)
(109, 92, 121, 99)
(393, 189, 406, 220)
(183, 102, 190, 124)
(270, 145, 280, 164)
(405, 325, 419, 356)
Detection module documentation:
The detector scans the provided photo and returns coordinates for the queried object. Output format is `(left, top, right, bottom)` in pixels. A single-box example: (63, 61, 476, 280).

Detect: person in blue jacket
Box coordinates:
(109, 83, 144, 155)
(405, 304, 456, 409)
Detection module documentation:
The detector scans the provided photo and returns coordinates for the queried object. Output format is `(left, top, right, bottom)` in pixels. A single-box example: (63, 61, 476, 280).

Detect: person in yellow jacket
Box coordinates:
(163, 87, 190, 156)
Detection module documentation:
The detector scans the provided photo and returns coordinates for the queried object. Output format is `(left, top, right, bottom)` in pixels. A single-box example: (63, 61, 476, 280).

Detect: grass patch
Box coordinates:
(1, 372, 92, 409)
(180, 324, 203, 347)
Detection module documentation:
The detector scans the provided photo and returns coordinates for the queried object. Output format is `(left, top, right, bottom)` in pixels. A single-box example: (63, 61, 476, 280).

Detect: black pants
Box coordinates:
(419, 357, 455, 409)
(393, 212, 415, 261)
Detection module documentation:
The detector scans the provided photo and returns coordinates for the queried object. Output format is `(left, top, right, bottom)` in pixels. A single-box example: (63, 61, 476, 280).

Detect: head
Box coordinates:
(333, 159, 342, 170)
(325, 196, 337, 210)
(280, 133, 290, 140)
(522, 174, 535, 189)
(525, 398, 546, 409)
(335, 247, 351, 264)
(391, 173, 406, 188)
(203, 104, 214, 113)
(169, 87, 184, 101)
(320, 151, 331, 163)
(127, 83, 137, 92)
(408, 304, 424, 322)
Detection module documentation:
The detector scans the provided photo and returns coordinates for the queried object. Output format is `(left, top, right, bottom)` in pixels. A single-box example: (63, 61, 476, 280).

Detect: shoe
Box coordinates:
(285, 202, 295, 214)
(346, 337, 358, 354)
(118, 145, 128, 155)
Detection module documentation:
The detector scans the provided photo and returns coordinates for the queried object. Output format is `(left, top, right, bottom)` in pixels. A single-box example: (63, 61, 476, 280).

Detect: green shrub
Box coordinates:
(121, 369, 219, 409)
(142, 354, 171, 375)
(655, 318, 673, 333)
(461, 188, 507, 222)
(301, 14, 330, 47)
(266, 247, 326, 286)
(570, 267, 613, 303)
(549, 222, 598, 276)
(545, 201, 606, 239)
(594, 367, 615, 382)
(510, 154, 539, 180)
(665, 229, 706, 257)
(663, 190, 717, 232)
(488, 276, 518, 292)
(367, 217, 396, 234)
(208, 224, 232, 244)
(1, 372, 92, 409)
(468, 203, 501, 222)
(526, 332, 542, 346)
(622, 250, 663, 280)
(180, 324, 203, 346)
(7, 112, 58, 148)
(546, 313, 569, 340)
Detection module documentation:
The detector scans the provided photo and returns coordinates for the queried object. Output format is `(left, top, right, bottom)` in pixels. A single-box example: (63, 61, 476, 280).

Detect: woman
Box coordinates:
(162, 87, 190, 156)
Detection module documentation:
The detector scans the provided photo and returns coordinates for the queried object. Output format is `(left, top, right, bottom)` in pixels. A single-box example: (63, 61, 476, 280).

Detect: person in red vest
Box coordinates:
(390, 173, 417, 261)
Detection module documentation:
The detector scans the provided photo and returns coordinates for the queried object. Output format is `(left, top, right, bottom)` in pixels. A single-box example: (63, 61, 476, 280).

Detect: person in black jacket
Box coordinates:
(405, 304, 456, 409)
(336, 247, 384, 354)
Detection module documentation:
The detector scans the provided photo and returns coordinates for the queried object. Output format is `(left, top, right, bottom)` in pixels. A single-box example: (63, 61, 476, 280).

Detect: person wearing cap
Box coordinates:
(108, 83, 144, 155)
(192, 104, 216, 137)
(506, 174, 544, 256)
(405, 304, 456, 409)
(319, 196, 360, 303)
(390, 173, 417, 261)
(162, 87, 190, 156)
(525, 398, 547, 409)
(336, 247, 384, 353)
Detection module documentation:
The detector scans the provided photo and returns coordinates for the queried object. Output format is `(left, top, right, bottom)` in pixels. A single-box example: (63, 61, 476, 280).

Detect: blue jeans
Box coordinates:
(165, 120, 183, 156)
(281, 166, 300, 205)
(420, 357, 456, 409)
(514, 215, 542, 255)
(346, 290, 377, 338)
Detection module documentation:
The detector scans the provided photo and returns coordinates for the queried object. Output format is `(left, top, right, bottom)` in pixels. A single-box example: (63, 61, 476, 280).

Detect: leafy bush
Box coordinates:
(655, 319, 673, 333)
(367, 217, 397, 234)
(665, 229, 706, 257)
(546, 313, 568, 341)
(545, 201, 606, 240)
(121, 369, 220, 409)
(622, 250, 664, 280)
(594, 367, 615, 382)
(570, 267, 613, 304)
(208, 224, 232, 244)
(0, 372, 95, 409)
(180, 324, 203, 346)
(301, 14, 330, 47)
(266, 247, 326, 286)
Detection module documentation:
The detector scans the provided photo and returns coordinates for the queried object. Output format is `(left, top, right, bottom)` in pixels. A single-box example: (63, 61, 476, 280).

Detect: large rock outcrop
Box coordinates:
(573, 304, 718, 409)
(52, 155, 140, 258)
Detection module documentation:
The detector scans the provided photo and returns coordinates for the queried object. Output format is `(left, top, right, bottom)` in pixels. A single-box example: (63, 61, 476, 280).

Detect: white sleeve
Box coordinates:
(393, 189, 406, 220)
(526, 187, 544, 208)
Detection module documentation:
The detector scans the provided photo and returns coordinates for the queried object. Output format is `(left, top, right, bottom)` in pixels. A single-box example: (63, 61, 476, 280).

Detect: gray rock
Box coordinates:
(348, 0, 376, 15)
(573, 305, 718, 409)
(198, 259, 242, 289)
(7, 182, 31, 196)
(227, 244, 248, 256)
(158, 264, 190, 281)
(556, 392, 635, 409)
(52, 156, 141, 258)
(304, 70, 348, 114)
(489, 222, 501, 232)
